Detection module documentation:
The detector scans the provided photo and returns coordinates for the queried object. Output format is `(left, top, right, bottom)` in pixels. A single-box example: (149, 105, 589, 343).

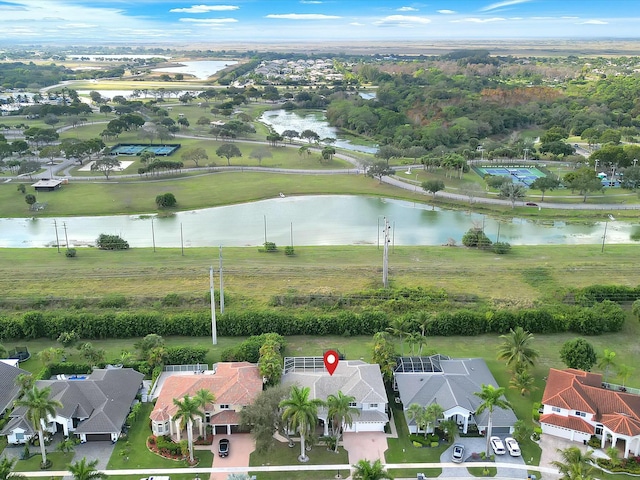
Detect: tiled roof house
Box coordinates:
(150, 362, 262, 438)
(541, 368, 640, 457)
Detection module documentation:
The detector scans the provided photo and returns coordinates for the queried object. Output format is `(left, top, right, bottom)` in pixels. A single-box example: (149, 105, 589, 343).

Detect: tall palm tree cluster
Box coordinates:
(406, 402, 444, 438)
(497, 326, 540, 397)
(279, 385, 359, 462)
(172, 388, 216, 464)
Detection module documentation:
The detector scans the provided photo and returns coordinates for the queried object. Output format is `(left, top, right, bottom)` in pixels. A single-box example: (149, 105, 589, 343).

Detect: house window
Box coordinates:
(16, 432, 24, 441)
(595, 425, 603, 435)
(574, 411, 586, 417)
(552, 407, 561, 413)
(349, 402, 357, 407)
(156, 423, 164, 434)
(219, 404, 230, 410)
(369, 403, 378, 409)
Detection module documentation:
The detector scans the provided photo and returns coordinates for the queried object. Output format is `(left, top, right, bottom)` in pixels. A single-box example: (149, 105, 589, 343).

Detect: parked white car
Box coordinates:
(490, 436, 506, 455)
(505, 437, 521, 456)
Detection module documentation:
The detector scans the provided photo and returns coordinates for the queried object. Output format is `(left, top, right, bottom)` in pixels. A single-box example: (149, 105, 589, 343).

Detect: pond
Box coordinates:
(259, 109, 378, 154)
(152, 60, 237, 80)
(1, 196, 636, 249)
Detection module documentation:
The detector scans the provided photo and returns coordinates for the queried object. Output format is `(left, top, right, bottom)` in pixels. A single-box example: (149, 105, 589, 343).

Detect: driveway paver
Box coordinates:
(207, 434, 255, 480)
(342, 432, 388, 465)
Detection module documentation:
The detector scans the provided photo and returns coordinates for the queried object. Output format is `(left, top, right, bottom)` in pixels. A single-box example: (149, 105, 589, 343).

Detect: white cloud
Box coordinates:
(480, 0, 531, 12)
(452, 17, 506, 23)
(561, 16, 579, 19)
(265, 13, 341, 20)
(300, 0, 323, 3)
(170, 5, 239, 13)
(437, 10, 456, 14)
(58, 23, 97, 29)
(374, 15, 431, 26)
(397, 6, 418, 11)
(579, 19, 608, 24)
(350, 22, 364, 26)
(179, 17, 238, 23)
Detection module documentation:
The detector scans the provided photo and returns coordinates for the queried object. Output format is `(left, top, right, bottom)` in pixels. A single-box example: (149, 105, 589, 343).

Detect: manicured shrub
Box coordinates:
(96, 234, 129, 250)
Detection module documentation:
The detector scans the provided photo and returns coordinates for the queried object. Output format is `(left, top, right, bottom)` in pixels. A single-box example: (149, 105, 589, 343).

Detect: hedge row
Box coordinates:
(572, 284, 640, 305)
(0, 301, 625, 341)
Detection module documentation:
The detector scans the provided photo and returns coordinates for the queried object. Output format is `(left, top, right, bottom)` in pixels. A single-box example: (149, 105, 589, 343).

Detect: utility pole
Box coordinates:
(210, 266, 217, 345)
(382, 217, 391, 288)
(263, 214, 267, 245)
(219, 246, 225, 314)
(62, 222, 69, 250)
(151, 217, 156, 253)
(53, 219, 60, 253)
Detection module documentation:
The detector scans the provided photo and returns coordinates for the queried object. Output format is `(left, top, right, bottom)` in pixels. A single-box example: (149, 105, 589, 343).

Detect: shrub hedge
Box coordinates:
(0, 300, 627, 341)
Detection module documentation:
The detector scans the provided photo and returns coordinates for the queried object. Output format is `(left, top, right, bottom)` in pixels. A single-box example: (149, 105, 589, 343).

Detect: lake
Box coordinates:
(259, 109, 378, 154)
(1, 196, 636, 249)
(152, 60, 237, 80)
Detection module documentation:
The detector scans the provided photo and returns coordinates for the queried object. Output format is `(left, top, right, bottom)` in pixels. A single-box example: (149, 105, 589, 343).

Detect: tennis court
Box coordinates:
(474, 165, 546, 186)
(110, 143, 181, 157)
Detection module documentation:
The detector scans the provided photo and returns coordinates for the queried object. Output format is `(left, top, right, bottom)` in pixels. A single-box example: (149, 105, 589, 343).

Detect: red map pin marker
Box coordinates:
(324, 350, 339, 376)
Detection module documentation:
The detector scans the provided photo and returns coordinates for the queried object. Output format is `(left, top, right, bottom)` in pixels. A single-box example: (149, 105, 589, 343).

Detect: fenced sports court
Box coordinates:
(473, 165, 546, 186)
(109, 143, 181, 157)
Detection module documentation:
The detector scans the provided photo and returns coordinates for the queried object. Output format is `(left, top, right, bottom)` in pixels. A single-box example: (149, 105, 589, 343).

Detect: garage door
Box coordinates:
(85, 433, 112, 442)
(491, 427, 511, 435)
(214, 425, 227, 435)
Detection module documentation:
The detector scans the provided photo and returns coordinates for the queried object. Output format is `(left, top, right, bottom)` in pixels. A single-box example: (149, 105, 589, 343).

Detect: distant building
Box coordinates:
(31, 179, 63, 192)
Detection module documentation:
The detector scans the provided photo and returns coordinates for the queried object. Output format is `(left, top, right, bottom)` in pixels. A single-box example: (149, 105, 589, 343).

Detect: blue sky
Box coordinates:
(0, 0, 637, 44)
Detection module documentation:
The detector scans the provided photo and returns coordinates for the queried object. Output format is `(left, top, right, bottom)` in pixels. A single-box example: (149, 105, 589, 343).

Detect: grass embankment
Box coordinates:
(1, 244, 639, 305)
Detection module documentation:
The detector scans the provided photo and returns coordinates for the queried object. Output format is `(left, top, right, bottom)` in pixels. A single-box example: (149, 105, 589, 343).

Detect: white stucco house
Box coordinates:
(541, 368, 640, 458)
(281, 357, 388, 434)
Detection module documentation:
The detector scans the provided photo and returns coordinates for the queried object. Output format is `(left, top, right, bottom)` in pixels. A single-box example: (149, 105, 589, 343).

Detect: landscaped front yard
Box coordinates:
(108, 403, 213, 479)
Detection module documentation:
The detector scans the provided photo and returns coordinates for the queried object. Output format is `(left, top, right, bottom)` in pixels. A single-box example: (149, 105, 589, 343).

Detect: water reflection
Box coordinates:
(1, 196, 637, 249)
(259, 109, 378, 154)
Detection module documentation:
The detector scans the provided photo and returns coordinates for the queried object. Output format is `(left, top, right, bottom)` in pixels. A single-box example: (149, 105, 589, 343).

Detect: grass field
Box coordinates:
(1, 244, 639, 305)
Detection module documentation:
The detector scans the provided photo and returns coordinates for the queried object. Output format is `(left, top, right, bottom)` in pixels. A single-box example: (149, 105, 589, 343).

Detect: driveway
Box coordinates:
(207, 433, 255, 480)
(342, 432, 388, 465)
(71, 440, 117, 471)
(445, 435, 528, 479)
(538, 435, 580, 480)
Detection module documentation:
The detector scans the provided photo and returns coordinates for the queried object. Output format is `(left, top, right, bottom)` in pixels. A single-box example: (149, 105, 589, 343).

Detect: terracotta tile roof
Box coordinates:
(150, 405, 170, 422)
(210, 410, 239, 426)
(601, 414, 640, 437)
(542, 368, 640, 437)
(152, 362, 262, 420)
(540, 413, 594, 434)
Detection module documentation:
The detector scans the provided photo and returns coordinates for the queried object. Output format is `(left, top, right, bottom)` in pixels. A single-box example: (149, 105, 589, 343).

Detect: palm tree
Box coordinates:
(497, 327, 539, 371)
(406, 403, 424, 434)
(0, 457, 25, 480)
(279, 385, 325, 462)
(14, 373, 34, 395)
(14, 385, 62, 468)
(551, 446, 596, 480)
(326, 391, 359, 452)
(194, 388, 215, 437)
(509, 369, 537, 396)
(598, 349, 616, 383)
(617, 364, 635, 389)
(422, 403, 444, 437)
(172, 394, 204, 463)
(352, 459, 393, 480)
(67, 458, 107, 480)
(474, 384, 512, 456)
(386, 317, 410, 355)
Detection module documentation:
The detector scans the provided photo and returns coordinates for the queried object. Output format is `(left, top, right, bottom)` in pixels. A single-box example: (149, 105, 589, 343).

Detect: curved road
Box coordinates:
(8, 120, 640, 211)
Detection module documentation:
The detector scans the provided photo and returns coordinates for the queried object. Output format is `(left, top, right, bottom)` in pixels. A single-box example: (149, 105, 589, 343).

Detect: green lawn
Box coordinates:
(385, 402, 446, 477)
(467, 465, 497, 476)
(250, 438, 348, 467)
(108, 403, 213, 471)
(12, 450, 74, 471)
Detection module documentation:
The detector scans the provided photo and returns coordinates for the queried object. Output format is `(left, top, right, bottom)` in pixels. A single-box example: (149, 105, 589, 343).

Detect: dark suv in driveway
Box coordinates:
(218, 438, 230, 457)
